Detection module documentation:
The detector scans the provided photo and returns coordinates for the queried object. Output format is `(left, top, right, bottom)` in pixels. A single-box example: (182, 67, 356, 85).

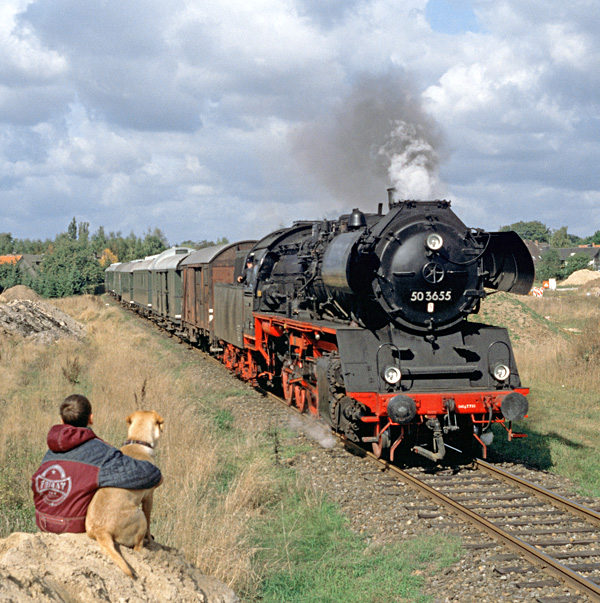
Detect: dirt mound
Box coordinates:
(580, 276, 600, 293)
(0, 299, 86, 343)
(0, 285, 40, 302)
(0, 532, 238, 602)
(560, 269, 600, 286)
(478, 292, 558, 344)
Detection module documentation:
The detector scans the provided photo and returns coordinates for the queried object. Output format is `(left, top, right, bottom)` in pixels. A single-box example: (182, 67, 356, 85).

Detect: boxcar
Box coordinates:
(115, 261, 139, 302)
(149, 247, 195, 325)
(131, 255, 159, 314)
(104, 262, 121, 295)
(180, 241, 256, 345)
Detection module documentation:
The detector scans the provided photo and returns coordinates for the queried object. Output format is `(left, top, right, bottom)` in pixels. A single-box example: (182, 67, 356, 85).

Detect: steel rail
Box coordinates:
(339, 438, 600, 600)
(475, 458, 600, 529)
(223, 373, 600, 599)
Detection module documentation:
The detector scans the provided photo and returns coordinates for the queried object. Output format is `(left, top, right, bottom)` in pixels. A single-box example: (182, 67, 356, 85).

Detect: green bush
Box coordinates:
(33, 238, 104, 297)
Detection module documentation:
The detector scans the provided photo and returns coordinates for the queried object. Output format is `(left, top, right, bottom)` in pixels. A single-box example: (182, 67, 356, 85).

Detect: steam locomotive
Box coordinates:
(106, 190, 534, 462)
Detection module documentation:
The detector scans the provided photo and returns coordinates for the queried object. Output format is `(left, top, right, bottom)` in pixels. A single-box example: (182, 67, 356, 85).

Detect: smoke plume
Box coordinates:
(291, 70, 445, 209)
(288, 415, 337, 449)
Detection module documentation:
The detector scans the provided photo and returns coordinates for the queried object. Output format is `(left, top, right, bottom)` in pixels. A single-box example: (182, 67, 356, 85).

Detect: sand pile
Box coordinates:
(0, 285, 40, 302)
(560, 269, 600, 286)
(0, 532, 238, 602)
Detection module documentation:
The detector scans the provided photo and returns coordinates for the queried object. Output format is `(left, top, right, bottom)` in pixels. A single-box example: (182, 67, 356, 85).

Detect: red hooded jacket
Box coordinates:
(31, 424, 161, 533)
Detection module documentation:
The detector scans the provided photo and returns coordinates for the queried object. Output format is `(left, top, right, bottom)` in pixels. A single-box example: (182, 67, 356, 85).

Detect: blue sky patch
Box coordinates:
(425, 0, 481, 34)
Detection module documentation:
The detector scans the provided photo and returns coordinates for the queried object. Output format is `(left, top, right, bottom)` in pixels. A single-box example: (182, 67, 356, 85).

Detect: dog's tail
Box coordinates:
(93, 531, 135, 577)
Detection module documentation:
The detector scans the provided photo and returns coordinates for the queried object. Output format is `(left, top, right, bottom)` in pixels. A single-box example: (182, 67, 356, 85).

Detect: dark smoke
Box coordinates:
(290, 70, 445, 209)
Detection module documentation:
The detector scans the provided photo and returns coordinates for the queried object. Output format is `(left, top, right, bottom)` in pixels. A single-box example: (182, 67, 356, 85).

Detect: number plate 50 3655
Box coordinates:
(410, 290, 452, 302)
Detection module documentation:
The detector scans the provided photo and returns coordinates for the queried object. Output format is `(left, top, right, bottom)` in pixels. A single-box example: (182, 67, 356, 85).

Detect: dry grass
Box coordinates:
(489, 291, 600, 493)
(521, 291, 600, 329)
(514, 291, 600, 391)
(0, 295, 290, 594)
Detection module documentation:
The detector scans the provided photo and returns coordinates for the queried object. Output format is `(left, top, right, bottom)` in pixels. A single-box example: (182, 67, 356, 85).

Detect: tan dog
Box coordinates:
(86, 410, 164, 577)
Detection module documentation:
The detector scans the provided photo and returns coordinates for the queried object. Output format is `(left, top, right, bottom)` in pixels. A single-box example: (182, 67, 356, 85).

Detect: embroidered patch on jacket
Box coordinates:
(35, 465, 72, 506)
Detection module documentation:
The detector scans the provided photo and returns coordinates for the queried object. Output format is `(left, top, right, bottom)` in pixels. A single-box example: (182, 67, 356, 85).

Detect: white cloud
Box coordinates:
(0, 0, 599, 243)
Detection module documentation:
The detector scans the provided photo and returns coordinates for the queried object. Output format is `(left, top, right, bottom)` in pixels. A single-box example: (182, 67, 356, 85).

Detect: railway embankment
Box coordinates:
(2, 287, 600, 600)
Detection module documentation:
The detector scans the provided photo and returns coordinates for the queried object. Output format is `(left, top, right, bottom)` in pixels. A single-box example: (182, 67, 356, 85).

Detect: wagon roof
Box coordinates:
(115, 260, 143, 272)
(150, 247, 195, 271)
(131, 255, 159, 271)
(105, 263, 122, 272)
(180, 241, 257, 266)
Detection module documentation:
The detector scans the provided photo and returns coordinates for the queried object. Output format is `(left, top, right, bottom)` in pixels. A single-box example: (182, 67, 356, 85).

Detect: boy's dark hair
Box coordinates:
(60, 394, 92, 427)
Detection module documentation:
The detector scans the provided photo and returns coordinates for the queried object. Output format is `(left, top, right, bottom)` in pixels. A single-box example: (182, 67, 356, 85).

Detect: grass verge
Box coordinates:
(250, 492, 459, 603)
(486, 290, 600, 496)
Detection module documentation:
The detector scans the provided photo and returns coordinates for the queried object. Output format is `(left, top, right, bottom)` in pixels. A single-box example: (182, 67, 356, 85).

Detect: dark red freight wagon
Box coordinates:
(180, 241, 256, 347)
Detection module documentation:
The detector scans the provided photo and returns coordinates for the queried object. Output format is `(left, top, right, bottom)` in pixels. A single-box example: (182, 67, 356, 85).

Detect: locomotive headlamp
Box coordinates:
(426, 233, 444, 251)
(383, 365, 402, 385)
(492, 363, 510, 381)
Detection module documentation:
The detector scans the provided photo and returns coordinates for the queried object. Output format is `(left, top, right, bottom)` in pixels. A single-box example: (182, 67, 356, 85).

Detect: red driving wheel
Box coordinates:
(282, 369, 293, 405)
(294, 385, 306, 412)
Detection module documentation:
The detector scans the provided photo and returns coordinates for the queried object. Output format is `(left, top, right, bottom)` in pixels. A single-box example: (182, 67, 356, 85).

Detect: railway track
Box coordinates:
(254, 369, 600, 600)
(198, 342, 600, 599)
(341, 438, 600, 601)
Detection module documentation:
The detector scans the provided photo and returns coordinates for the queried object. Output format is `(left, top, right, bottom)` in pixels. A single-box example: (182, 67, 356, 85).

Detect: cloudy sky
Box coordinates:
(1, 0, 599, 245)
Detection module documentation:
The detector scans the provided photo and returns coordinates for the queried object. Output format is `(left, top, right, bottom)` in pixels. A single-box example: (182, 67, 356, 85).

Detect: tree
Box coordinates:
(141, 228, 168, 257)
(0, 263, 20, 292)
(107, 231, 128, 262)
(550, 226, 582, 248)
(536, 249, 562, 280)
(99, 248, 118, 268)
(67, 217, 77, 241)
(13, 237, 49, 254)
(583, 230, 600, 245)
(91, 226, 108, 254)
(500, 220, 550, 242)
(176, 236, 229, 250)
(0, 233, 14, 255)
(34, 238, 104, 297)
(77, 221, 90, 244)
(561, 253, 592, 279)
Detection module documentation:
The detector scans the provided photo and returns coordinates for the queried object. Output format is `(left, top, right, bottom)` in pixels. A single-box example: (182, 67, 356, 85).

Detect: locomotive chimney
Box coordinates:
(387, 187, 397, 209)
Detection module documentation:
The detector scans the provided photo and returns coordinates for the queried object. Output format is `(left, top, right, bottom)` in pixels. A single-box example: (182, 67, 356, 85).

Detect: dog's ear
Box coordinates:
(126, 413, 134, 425)
(155, 412, 165, 432)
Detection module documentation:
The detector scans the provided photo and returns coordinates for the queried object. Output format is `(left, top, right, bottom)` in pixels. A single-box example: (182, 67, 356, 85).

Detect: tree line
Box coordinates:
(499, 220, 599, 281)
(0, 217, 595, 298)
(499, 220, 600, 247)
(0, 218, 227, 298)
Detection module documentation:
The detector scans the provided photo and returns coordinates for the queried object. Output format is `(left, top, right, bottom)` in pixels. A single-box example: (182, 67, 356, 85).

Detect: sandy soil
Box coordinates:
(0, 532, 238, 602)
(0, 285, 40, 302)
(560, 268, 600, 286)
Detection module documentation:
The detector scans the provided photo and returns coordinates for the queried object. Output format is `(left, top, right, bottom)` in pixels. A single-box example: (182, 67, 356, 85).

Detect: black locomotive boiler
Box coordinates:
(107, 191, 534, 462)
